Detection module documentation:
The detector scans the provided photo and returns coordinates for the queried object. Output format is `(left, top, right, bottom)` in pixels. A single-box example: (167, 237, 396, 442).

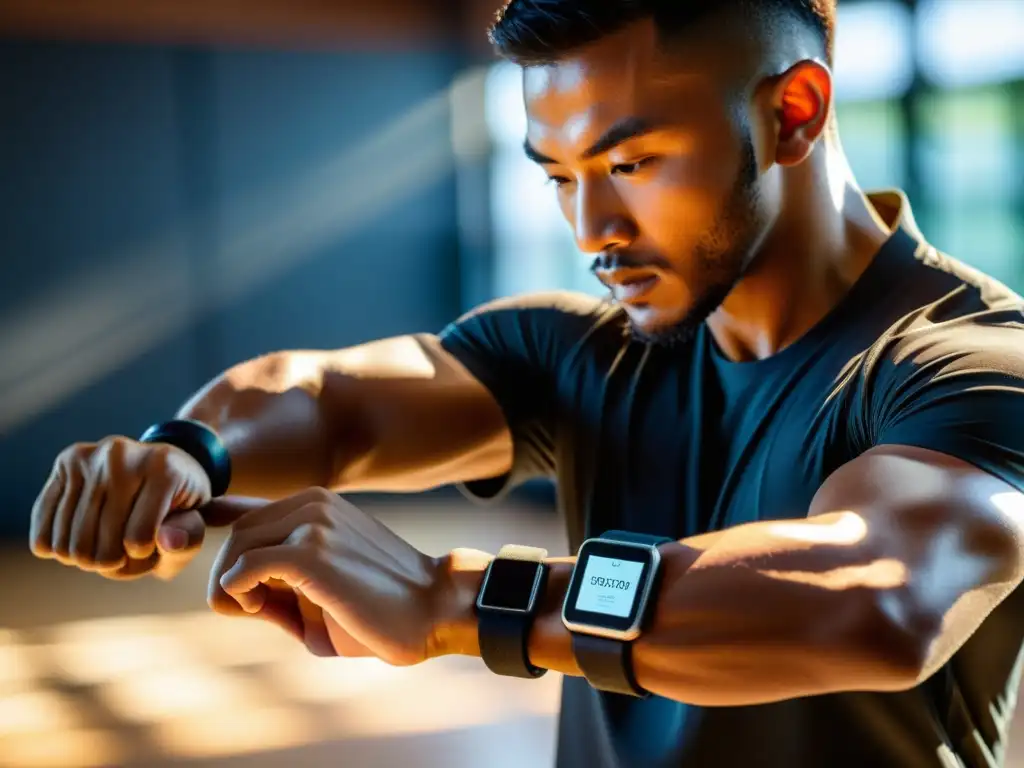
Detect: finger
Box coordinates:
(120, 476, 175, 560)
(230, 487, 335, 532)
(88, 488, 137, 571)
(101, 551, 162, 581)
(207, 504, 321, 615)
(147, 510, 207, 582)
(323, 626, 373, 658)
(68, 481, 107, 569)
(254, 584, 306, 640)
(200, 497, 269, 528)
(50, 461, 85, 564)
(219, 544, 318, 613)
(295, 589, 344, 657)
(157, 509, 206, 554)
(87, 460, 145, 569)
(55, 471, 99, 563)
(30, 465, 65, 559)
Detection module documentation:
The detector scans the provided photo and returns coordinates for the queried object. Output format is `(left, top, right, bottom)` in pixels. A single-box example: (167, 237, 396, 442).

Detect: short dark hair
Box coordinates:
(489, 0, 836, 68)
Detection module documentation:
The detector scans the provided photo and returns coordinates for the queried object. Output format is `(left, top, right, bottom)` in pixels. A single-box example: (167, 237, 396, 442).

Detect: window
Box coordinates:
(917, 0, 1024, 88)
(832, 2, 914, 103)
(913, 87, 1021, 286)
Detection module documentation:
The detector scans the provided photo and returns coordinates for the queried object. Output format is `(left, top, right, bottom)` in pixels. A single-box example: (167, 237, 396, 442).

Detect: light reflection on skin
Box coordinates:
(766, 510, 868, 545)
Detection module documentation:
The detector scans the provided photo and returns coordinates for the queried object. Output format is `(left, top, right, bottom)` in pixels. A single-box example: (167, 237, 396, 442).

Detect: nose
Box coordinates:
(572, 178, 636, 255)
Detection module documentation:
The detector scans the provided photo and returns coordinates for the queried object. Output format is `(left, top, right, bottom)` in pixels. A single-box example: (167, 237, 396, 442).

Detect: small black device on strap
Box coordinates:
(475, 544, 550, 678)
(562, 530, 672, 697)
(139, 419, 232, 498)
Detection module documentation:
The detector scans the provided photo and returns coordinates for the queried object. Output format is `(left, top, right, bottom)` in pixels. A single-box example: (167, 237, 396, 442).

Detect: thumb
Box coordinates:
(199, 496, 268, 528)
(157, 509, 206, 554)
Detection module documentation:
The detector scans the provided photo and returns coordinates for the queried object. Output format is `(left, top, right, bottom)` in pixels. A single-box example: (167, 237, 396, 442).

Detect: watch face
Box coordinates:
(562, 540, 657, 635)
(478, 558, 544, 612)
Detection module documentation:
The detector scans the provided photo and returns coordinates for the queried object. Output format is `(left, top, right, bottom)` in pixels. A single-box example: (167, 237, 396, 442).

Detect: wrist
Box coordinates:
(427, 548, 492, 659)
(426, 549, 579, 675)
(527, 559, 580, 676)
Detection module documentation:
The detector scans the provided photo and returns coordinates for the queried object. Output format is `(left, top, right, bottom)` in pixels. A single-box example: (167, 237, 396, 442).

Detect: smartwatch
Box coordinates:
(562, 530, 672, 697)
(475, 545, 550, 679)
(139, 419, 232, 498)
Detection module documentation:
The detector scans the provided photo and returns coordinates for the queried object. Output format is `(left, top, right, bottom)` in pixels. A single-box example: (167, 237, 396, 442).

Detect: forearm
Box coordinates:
(627, 514, 920, 705)
(176, 351, 356, 499)
(437, 515, 921, 706)
(174, 335, 513, 501)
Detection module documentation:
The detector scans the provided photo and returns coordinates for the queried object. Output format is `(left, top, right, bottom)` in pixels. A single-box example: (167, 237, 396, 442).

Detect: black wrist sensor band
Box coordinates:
(476, 545, 550, 679)
(139, 419, 232, 498)
(563, 530, 673, 698)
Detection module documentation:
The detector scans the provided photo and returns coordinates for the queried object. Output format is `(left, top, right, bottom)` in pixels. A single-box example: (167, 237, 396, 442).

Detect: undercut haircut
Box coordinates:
(489, 0, 836, 67)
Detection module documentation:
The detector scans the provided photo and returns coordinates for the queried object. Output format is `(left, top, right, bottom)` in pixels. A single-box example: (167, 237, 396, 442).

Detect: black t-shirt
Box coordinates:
(439, 199, 1024, 768)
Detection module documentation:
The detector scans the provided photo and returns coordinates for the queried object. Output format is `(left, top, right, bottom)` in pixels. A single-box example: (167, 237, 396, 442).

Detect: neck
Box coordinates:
(707, 140, 891, 362)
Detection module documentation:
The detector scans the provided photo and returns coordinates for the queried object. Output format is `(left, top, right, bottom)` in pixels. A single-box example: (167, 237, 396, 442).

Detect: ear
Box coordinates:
(771, 60, 833, 166)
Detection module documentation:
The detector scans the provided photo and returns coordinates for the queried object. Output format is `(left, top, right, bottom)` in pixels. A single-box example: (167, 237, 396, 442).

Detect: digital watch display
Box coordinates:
(562, 531, 672, 696)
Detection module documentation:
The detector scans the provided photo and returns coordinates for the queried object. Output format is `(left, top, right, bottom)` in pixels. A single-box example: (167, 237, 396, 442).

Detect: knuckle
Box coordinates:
(306, 487, 337, 505)
(293, 522, 326, 547)
(144, 443, 174, 470)
(231, 552, 255, 574)
(64, 442, 94, 462)
(310, 503, 335, 527)
(101, 435, 129, 467)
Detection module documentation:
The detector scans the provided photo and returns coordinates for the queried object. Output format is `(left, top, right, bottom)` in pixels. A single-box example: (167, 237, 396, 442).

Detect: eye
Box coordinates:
(612, 157, 657, 176)
(545, 175, 572, 187)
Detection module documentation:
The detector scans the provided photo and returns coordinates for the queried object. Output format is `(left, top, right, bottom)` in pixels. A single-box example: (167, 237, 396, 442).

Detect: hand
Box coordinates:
(29, 437, 212, 580)
(208, 487, 453, 665)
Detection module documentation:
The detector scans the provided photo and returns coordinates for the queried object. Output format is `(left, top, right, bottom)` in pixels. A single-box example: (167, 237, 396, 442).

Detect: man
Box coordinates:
(28, 1, 1024, 766)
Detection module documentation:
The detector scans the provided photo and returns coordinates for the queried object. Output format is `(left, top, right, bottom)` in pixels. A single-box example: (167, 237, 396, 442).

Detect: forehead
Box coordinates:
(522, 20, 744, 151)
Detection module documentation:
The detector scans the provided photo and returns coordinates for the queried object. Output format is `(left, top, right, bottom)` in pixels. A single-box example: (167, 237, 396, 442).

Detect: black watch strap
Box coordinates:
(477, 545, 549, 679)
(480, 608, 546, 678)
(573, 632, 644, 696)
(573, 530, 672, 698)
(139, 419, 232, 498)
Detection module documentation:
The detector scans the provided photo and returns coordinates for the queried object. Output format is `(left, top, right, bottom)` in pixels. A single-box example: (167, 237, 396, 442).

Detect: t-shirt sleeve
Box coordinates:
(867, 314, 1024, 493)
(437, 291, 609, 503)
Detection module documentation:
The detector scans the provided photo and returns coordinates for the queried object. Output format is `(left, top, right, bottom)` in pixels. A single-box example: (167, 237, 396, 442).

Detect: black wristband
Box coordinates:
(139, 419, 232, 498)
(476, 546, 549, 679)
(479, 586, 548, 678)
(573, 633, 644, 696)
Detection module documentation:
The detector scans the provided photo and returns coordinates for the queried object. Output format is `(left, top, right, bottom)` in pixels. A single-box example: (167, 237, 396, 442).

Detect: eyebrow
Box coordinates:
(523, 116, 662, 166)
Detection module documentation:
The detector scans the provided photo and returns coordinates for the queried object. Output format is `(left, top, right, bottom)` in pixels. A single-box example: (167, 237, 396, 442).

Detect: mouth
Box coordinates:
(598, 271, 660, 304)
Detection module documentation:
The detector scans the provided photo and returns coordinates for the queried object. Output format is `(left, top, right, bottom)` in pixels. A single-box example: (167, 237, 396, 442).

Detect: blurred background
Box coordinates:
(0, 0, 1022, 765)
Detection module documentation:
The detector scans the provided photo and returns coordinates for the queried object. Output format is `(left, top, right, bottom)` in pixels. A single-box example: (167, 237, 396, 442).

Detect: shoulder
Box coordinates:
(443, 290, 624, 351)
(852, 244, 1024, 432)
(439, 290, 627, 374)
(845, 246, 1024, 492)
(867, 243, 1024, 371)
(454, 290, 615, 323)
(913, 243, 1023, 311)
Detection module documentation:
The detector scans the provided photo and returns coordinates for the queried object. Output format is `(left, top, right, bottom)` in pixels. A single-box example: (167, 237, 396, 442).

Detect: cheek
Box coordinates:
(624, 163, 726, 244)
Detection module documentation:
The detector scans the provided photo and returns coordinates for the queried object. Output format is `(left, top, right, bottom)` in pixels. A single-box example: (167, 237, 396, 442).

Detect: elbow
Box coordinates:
(874, 590, 940, 689)
(840, 587, 939, 691)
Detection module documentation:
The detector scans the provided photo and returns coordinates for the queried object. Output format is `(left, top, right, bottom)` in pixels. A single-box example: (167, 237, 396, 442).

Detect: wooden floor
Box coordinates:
(1, 497, 1023, 768)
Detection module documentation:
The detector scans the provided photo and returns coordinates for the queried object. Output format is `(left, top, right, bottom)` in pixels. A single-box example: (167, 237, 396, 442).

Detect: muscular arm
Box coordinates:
(179, 333, 512, 500)
(436, 446, 1024, 706)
